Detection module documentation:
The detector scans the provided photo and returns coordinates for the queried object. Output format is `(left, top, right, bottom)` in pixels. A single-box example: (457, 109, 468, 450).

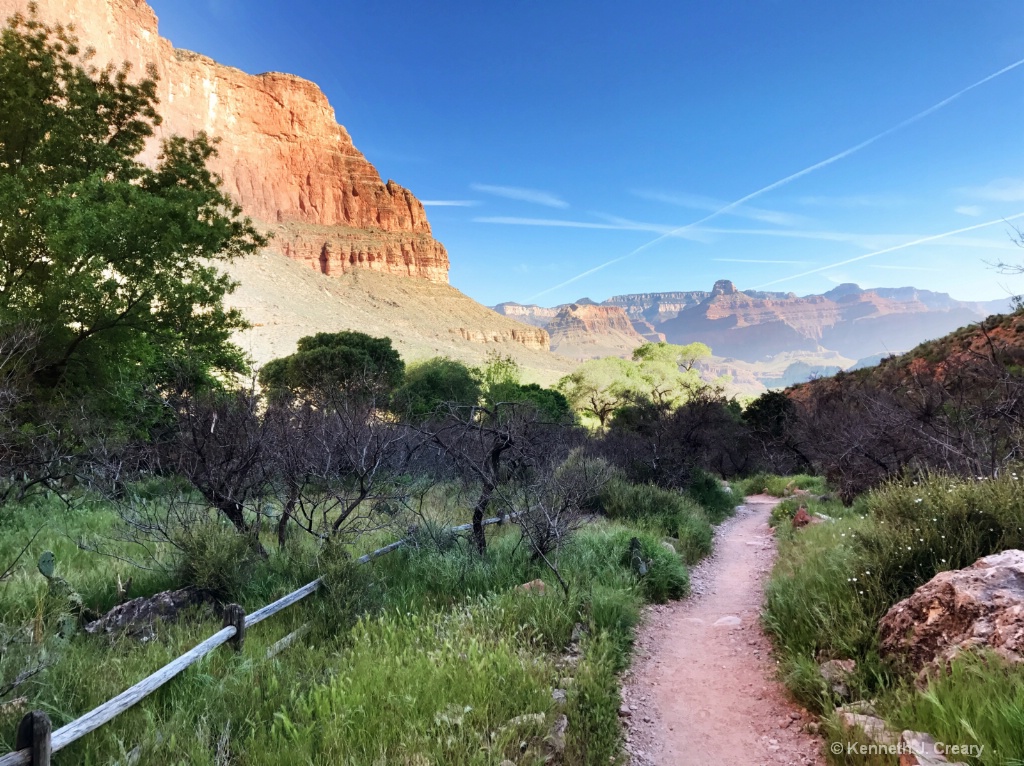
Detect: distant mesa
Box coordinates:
(493, 281, 1015, 381)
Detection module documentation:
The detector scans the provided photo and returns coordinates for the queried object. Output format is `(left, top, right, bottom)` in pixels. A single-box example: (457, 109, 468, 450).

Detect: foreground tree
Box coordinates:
(0, 10, 265, 425)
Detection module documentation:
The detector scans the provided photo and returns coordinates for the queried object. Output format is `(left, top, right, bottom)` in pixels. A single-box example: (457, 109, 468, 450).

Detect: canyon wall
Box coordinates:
(0, 0, 449, 282)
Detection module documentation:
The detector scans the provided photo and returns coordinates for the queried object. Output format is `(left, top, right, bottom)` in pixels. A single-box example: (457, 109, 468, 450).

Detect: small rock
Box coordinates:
(836, 711, 897, 746)
(516, 579, 546, 595)
(789, 711, 802, 720)
(618, 705, 632, 718)
(546, 714, 568, 755)
(819, 658, 856, 699)
(551, 688, 567, 705)
(570, 622, 586, 642)
(792, 507, 812, 528)
(714, 615, 742, 628)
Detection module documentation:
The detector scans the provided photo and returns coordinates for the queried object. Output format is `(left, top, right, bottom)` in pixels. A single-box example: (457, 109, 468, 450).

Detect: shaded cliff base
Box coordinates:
(223, 251, 575, 385)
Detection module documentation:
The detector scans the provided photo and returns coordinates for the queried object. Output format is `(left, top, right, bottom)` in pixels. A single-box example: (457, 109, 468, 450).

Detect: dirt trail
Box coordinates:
(620, 495, 825, 766)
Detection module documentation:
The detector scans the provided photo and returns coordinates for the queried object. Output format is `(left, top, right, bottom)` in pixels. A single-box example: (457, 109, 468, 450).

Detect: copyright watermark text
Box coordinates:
(830, 741, 984, 758)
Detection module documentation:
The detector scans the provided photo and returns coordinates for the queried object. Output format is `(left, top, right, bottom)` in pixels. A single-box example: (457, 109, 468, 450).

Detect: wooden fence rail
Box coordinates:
(0, 514, 514, 765)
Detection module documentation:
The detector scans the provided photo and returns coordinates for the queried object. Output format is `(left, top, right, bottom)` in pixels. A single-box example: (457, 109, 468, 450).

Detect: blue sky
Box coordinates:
(149, 0, 1024, 306)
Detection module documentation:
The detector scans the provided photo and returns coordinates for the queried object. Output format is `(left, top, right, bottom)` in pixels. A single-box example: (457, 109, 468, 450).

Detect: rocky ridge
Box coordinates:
(0, 0, 449, 283)
(495, 281, 1011, 382)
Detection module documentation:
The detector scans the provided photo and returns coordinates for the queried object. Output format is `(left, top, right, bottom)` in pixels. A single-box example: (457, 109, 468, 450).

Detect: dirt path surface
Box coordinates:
(620, 495, 825, 766)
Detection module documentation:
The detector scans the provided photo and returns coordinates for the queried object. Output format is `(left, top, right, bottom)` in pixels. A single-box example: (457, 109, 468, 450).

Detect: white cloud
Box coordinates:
(798, 193, 905, 208)
(713, 258, 810, 265)
(631, 189, 807, 227)
(955, 205, 984, 217)
(471, 184, 568, 208)
(869, 264, 942, 272)
(958, 178, 1024, 202)
(421, 200, 480, 207)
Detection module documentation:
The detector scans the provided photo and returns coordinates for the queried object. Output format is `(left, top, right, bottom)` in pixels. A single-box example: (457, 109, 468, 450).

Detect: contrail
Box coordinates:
(529, 56, 1024, 301)
(754, 213, 1024, 289)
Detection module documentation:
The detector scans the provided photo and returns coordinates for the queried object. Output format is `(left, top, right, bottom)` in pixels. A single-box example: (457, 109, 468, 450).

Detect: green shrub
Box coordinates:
(854, 472, 1024, 625)
(314, 541, 378, 632)
(600, 478, 713, 562)
(619, 532, 689, 603)
(736, 472, 827, 498)
(174, 522, 259, 601)
(686, 468, 736, 523)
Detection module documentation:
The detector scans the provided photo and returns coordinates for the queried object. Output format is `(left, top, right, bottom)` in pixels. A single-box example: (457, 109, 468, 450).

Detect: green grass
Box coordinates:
(0, 483, 699, 764)
(599, 478, 716, 564)
(734, 472, 827, 498)
(763, 469, 1024, 764)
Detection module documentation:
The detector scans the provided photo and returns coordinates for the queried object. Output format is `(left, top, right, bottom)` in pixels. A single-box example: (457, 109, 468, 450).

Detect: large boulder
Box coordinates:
(878, 549, 1024, 674)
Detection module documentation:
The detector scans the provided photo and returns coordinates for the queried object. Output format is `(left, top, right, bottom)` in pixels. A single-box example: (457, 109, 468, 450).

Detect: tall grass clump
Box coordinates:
(890, 652, 1024, 765)
(257, 606, 558, 765)
(736, 472, 827, 498)
(599, 478, 713, 563)
(853, 471, 1024, 621)
(685, 467, 737, 523)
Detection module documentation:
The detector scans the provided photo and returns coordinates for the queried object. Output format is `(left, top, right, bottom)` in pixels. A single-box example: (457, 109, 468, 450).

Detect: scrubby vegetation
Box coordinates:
(764, 471, 1024, 765)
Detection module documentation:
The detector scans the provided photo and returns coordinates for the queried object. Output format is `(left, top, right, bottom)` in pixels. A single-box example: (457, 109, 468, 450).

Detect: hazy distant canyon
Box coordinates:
(494, 280, 1012, 390)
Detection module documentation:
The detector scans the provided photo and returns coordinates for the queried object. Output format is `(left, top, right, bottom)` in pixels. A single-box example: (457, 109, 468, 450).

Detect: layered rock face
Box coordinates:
(491, 303, 561, 329)
(544, 304, 647, 360)
(0, 0, 449, 283)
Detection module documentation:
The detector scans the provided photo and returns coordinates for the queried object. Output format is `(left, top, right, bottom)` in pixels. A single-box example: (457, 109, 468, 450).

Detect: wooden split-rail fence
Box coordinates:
(0, 515, 513, 765)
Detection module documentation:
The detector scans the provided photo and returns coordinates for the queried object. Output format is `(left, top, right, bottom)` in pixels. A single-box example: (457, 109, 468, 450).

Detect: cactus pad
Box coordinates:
(38, 551, 55, 579)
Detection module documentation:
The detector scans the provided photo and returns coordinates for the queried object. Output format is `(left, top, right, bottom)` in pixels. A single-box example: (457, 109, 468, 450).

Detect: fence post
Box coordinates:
(15, 711, 51, 766)
(222, 604, 246, 651)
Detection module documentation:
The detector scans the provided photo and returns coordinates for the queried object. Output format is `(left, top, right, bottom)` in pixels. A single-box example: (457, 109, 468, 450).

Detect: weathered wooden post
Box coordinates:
(222, 604, 246, 651)
(15, 711, 51, 766)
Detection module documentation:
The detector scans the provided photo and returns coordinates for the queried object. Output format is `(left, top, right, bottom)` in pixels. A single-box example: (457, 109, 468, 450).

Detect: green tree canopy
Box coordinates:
(259, 331, 405, 402)
(0, 10, 265, 422)
(477, 352, 573, 422)
(557, 342, 713, 427)
(392, 356, 481, 420)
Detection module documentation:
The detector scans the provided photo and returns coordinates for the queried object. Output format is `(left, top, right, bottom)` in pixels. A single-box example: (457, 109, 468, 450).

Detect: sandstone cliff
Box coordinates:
(0, 0, 449, 282)
(544, 304, 647, 360)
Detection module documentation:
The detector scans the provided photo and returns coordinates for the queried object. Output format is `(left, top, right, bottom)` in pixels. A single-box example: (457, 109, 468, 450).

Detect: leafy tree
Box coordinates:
(507, 383, 574, 423)
(629, 341, 711, 408)
(259, 331, 404, 403)
(477, 352, 572, 422)
(558, 342, 711, 427)
(558, 357, 635, 428)
(0, 10, 265, 423)
(392, 357, 481, 420)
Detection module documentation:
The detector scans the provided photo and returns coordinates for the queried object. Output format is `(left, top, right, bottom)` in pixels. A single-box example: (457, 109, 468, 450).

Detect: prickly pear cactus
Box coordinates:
(37, 550, 83, 632)
(37, 551, 55, 579)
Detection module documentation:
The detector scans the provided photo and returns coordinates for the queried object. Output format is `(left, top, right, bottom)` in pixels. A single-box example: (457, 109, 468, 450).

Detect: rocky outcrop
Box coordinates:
(0, 0, 449, 283)
(491, 303, 561, 329)
(545, 304, 646, 360)
(452, 325, 549, 350)
(878, 550, 1024, 675)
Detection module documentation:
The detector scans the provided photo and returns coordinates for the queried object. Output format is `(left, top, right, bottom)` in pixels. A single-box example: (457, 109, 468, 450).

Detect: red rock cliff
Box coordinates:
(0, 0, 450, 283)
